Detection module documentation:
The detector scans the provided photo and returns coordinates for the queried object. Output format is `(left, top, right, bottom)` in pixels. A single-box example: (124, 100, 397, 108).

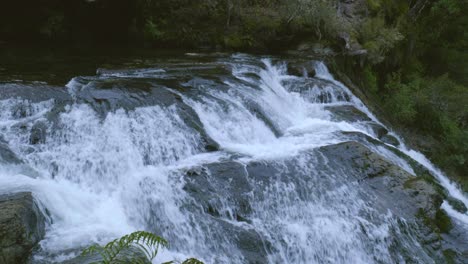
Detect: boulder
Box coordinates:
(365, 122, 389, 138)
(381, 134, 400, 147)
(287, 62, 316, 77)
(0, 192, 45, 264)
(29, 121, 48, 145)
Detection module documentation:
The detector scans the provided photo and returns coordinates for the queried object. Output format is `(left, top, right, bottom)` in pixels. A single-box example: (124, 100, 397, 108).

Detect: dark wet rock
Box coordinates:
(339, 131, 450, 195)
(96, 67, 165, 77)
(318, 141, 467, 262)
(232, 227, 271, 264)
(284, 78, 352, 104)
(287, 62, 316, 77)
(365, 123, 400, 147)
(0, 192, 45, 264)
(181, 139, 463, 263)
(325, 105, 371, 122)
(381, 134, 400, 147)
(182, 161, 272, 263)
(319, 141, 406, 181)
(203, 139, 219, 152)
(0, 138, 22, 164)
(292, 42, 336, 57)
(184, 161, 252, 221)
(0, 82, 71, 133)
(243, 101, 283, 137)
(74, 79, 169, 113)
(72, 78, 219, 152)
(0, 83, 70, 103)
(366, 122, 388, 138)
(447, 198, 467, 214)
(0, 137, 40, 178)
(29, 121, 47, 145)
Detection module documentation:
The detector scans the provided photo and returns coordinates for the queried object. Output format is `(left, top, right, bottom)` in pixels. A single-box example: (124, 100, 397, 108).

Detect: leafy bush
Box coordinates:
(359, 16, 403, 64)
(284, 0, 349, 41)
(143, 18, 162, 41)
(363, 66, 378, 93)
(383, 73, 417, 124)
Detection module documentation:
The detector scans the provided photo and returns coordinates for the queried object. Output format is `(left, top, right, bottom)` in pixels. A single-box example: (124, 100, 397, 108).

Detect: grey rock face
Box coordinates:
(319, 141, 439, 217)
(0, 192, 45, 264)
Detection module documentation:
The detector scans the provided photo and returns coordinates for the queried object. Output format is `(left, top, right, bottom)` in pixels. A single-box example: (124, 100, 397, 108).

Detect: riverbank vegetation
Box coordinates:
(356, 0, 468, 190)
(1, 0, 466, 188)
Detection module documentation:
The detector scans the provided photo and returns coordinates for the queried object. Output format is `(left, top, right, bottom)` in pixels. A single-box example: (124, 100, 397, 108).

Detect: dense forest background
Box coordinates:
(0, 0, 466, 189)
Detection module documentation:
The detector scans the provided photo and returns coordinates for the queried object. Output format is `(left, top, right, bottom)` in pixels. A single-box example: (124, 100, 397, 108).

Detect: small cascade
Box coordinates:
(0, 54, 466, 264)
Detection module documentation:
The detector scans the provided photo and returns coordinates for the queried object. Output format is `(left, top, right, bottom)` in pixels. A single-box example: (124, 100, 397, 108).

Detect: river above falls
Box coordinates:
(0, 51, 467, 263)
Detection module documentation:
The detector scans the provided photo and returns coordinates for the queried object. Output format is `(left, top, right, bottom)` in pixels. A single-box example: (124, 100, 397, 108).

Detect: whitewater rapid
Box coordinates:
(0, 54, 466, 263)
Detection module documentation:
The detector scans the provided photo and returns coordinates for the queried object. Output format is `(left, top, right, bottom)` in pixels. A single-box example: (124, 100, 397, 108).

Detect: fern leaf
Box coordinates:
(182, 258, 205, 264)
(80, 231, 171, 264)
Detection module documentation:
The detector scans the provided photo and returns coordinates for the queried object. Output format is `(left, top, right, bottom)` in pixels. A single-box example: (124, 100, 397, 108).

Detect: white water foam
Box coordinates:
(0, 55, 466, 264)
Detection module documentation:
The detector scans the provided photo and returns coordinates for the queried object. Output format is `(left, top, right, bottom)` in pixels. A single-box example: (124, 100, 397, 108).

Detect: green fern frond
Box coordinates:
(81, 231, 204, 264)
(81, 231, 168, 264)
(182, 258, 205, 264)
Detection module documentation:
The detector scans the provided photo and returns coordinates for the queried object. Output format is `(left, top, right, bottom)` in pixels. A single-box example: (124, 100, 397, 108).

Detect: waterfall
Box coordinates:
(0, 54, 466, 263)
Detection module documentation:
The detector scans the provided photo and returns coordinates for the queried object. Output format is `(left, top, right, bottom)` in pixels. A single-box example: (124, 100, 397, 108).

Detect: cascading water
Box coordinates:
(0, 54, 466, 263)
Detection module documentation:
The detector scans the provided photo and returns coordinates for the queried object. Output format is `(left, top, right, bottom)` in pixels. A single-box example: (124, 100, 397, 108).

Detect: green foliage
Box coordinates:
(82, 231, 168, 264)
(224, 34, 254, 49)
(443, 249, 457, 264)
(82, 231, 204, 264)
(366, 0, 381, 12)
(416, 208, 452, 235)
(362, 66, 378, 93)
(359, 16, 403, 64)
(366, 0, 409, 19)
(383, 73, 416, 124)
(238, 7, 282, 48)
(163, 258, 205, 264)
(378, 70, 467, 177)
(143, 18, 162, 41)
(354, 0, 468, 187)
(434, 209, 453, 233)
(285, 0, 348, 41)
(432, 0, 461, 15)
(371, 68, 468, 184)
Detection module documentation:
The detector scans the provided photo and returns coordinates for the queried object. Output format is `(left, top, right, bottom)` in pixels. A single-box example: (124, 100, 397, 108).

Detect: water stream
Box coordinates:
(0, 54, 466, 263)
